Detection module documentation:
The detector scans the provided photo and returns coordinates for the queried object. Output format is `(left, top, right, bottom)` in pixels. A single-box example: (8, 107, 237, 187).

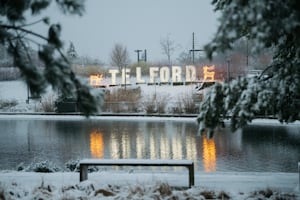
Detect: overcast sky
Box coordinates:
(37, 0, 219, 64)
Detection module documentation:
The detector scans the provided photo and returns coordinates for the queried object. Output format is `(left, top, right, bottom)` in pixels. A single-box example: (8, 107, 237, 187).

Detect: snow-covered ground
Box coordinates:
(0, 80, 196, 113)
(0, 171, 299, 199)
(0, 80, 299, 199)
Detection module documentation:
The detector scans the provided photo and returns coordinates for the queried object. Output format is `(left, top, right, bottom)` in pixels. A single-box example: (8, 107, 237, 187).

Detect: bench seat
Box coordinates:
(79, 159, 194, 188)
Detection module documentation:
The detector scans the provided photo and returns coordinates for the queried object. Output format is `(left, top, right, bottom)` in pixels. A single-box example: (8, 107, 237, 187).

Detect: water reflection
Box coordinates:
(110, 130, 120, 159)
(0, 118, 299, 172)
(202, 136, 216, 172)
(95, 120, 217, 171)
(136, 130, 145, 159)
(185, 134, 197, 163)
(90, 130, 104, 158)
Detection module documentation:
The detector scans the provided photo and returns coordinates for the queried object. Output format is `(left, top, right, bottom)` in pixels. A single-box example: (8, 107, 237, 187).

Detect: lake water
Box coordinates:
(0, 116, 299, 172)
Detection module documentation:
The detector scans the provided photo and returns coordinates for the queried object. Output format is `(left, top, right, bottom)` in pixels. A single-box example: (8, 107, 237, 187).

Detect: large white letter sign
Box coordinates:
(185, 65, 196, 82)
(136, 67, 145, 84)
(122, 68, 130, 85)
(108, 69, 119, 85)
(172, 66, 182, 83)
(149, 67, 159, 84)
(160, 66, 170, 83)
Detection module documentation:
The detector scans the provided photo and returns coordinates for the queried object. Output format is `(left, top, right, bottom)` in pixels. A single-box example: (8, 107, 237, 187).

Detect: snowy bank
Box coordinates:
(0, 171, 299, 199)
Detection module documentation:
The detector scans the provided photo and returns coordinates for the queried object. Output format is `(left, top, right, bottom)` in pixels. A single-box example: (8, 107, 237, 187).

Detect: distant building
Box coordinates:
(67, 42, 78, 59)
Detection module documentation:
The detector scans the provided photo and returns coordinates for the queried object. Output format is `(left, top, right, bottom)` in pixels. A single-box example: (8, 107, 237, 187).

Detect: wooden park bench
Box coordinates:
(79, 159, 195, 188)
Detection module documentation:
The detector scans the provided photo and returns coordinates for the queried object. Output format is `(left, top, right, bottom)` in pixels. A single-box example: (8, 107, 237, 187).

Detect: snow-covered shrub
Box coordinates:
(16, 162, 25, 171)
(29, 161, 60, 173)
(0, 99, 17, 109)
(31, 180, 55, 200)
(65, 160, 100, 172)
(0, 182, 29, 199)
(65, 160, 80, 172)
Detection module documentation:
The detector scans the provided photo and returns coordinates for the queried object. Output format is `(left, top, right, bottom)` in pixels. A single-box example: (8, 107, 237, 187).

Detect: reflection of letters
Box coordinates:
(90, 131, 104, 158)
(202, 137, 216, 172)
(203, 65, 215, 81)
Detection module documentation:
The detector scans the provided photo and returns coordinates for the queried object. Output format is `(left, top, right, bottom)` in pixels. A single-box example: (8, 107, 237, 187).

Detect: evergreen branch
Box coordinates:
(258, 65, 274, 81)
(1, 23, 70, 64)
(19, 18, 49, 28)
(18, 37, 33, 64)
(0, 24, 48, 42)
(23, 37, 42, 47)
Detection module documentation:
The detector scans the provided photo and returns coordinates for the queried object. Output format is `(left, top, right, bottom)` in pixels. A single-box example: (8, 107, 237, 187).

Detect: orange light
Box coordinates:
(203, 65, 215, 81)
(90, 130, 104, 158)
(90, 74, 103, 86)
(202, 137, 216, 172)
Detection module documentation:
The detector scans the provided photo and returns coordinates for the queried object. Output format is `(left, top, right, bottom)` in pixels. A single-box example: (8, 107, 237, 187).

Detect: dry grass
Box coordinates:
(103, 87, 142, 112)
(94, 189, 115, 197)
(155, 183, 172, 196)
(39, 94, 56, 112)
(143, 94, 157, 113)
(217, 190, 231, 199)
(143, 93, 170, 114)
(248, 188, 297, 200)
(171, 92, 198, 114)
(180, 92, 198, 114)
(0, 182, 297, 200)
(200, 190, 216, 199)
(156, 94, 170, 113)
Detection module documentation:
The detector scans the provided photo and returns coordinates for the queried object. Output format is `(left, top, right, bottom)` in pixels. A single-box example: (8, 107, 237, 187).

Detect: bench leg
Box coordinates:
(298, 162, 300, 191)
(188, 164, 195, 188)
(80, 165, 88, 182)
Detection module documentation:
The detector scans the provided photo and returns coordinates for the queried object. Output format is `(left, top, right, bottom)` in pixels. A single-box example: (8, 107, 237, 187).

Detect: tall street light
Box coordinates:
(134, 49, 143, 62)
(226, 58, 231, 82)
(189, 32, 204, 64)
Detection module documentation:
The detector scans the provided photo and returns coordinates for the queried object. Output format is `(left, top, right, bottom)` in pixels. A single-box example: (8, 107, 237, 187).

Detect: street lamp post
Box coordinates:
(189, 32, 204, 64)
(124, 64, 127, 91)
(134, 50, 143, 63)
(226, 58, 230, 82)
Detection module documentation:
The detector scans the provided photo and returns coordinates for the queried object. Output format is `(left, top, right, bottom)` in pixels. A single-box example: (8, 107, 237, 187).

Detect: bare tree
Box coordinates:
(177, 51, 191, 65)
(160, 35, 176, 65)
(110, 43, 130, 72)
